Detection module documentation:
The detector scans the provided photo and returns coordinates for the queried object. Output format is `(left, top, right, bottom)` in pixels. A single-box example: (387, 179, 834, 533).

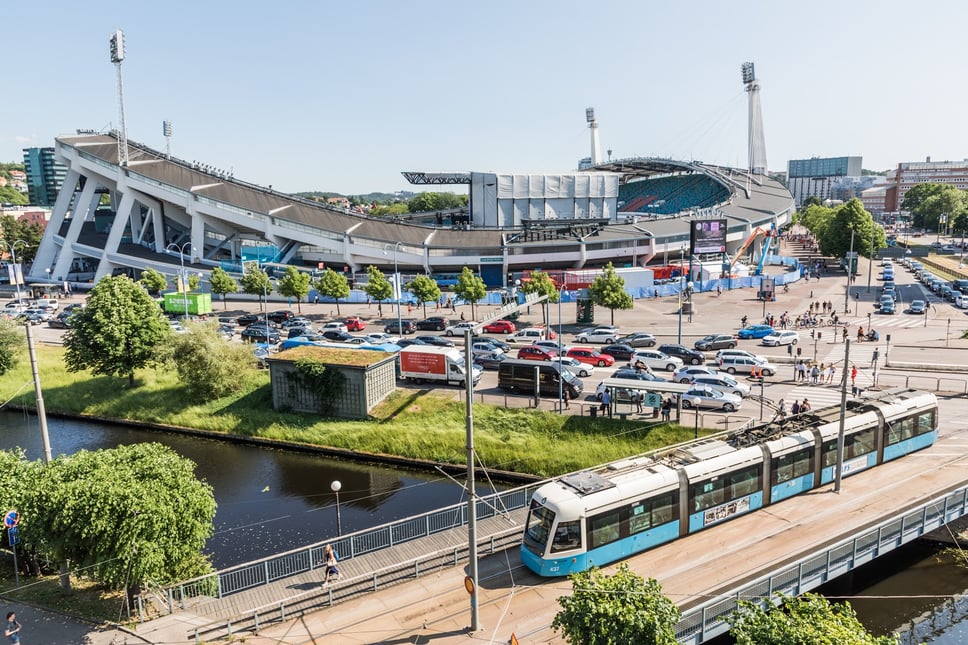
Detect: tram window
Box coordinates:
(848, 428, 876, 457)
(917, 411, 935, 435)
(727, 465, 761, 498)
(691, 480, 725, 512)
(822, 440, 838, 468)
(772, 449, 814, 485)
(651, 492, 676, 526)
(588, 510, 622, 549)
(550, 520, 582, 553)
(629, 501, 651, 534)
(525, 502, 555, 547)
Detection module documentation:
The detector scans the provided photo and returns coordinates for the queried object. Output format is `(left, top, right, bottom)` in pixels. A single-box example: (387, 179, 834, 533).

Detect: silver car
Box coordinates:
(680, 386, 743, 412)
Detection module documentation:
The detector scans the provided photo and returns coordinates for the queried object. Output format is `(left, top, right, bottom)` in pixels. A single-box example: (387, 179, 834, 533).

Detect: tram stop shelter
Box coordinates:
(600, 378, 694, 421)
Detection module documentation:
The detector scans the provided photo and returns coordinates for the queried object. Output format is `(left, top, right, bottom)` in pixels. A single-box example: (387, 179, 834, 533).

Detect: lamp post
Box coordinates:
(330, 480, 342, 536)
(166, 242, 193, 319)
(558, 285, 563, 413)
(677, 247, 685, 344)
(843, 227, 855, 314)
(867, 236, 873, 293)
(691, 397, 702, 438)
(386, 243, 403, 334)
(0, 239, 29, 304)
(867, 312, 871, 336)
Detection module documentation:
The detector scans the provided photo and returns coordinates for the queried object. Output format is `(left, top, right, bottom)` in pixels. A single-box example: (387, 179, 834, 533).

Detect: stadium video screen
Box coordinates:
(690, 219, 728, 255)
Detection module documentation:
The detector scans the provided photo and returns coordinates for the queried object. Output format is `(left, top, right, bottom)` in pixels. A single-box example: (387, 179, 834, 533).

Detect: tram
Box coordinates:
(521, 388, 939, 576)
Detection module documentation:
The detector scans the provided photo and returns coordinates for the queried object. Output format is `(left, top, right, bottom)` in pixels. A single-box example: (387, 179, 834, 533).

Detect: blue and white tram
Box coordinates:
(521, 388, 939, 576)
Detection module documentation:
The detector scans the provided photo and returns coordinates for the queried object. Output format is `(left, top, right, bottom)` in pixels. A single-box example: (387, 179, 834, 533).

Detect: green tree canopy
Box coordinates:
(820, 199, 885, 260)
(0, 186, 28, 207)
(407, 192, 468, 213)
(552, 564, 680, 645)
(21, 443, 216, 598)
(166, 322, 255, 401)
(406, 274, 442, 317)
(277, 266, 312, 313)
(727, 593, 895, 645)
(799, 203, 836, 242)
(63, 275, 171, 386)
(138, 267, 168, 295)
(362, 266, 393, 311)
(901, 183, 946, 220)
(208, 267, 238, 309)
(240, 266, 272, 311)
(370, 203, 409, 217)
(520, 271, 560, 327)
(0, 216, 42, 263)
(315, 268, 351, 315)
(0, 318, 24, 376)
(589, 262, 633, 325)
(920, 187, 966, 233)
(453, 267, 487, 320)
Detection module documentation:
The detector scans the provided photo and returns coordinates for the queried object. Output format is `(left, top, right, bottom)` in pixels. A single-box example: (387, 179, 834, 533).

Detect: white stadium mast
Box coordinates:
(109, 29, 129, 167)
(742, 62, 767, 175)
(586, 107, 602, 166)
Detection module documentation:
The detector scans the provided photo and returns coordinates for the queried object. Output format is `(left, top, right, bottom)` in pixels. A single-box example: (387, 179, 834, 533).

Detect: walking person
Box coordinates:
(634, 391, 644, 413)
(661, 398, 672, 422)
(776, 398, 787, 420)
(827, 364, 836, 385)
(600, 388, 611, 417)
(322, 544, 339, 584)
(4, 612, 21, 644)
(851, 364, 858, 388)
(791, 400, 801, 415)
(562, 388, 570, 410)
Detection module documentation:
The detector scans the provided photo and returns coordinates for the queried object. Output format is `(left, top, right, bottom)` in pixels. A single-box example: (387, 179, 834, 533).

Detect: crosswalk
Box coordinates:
(774, 339, 885, 410)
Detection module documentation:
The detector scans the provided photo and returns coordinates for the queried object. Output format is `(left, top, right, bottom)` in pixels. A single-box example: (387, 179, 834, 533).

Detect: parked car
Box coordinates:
(241, 326, 281, 343)
(287, 326, 314, 338)
(694, 334, 737, 351)
(517, 346, 557, 361)
(612, 368, 666, 383)
(396, 338, 428, 348)
(575, 328, 619, 344)
(551, 356, 596, 378)
(600, 344, 636, 361)
(673, 366, 721, 384)
(363, 332, 401, 345)
(385, 320, 417, 335)
(690, 374, 751, 398)
(736, 324, 774, 340)
(416, 316, 449, 331)
(565, 347, 615, 367)
(719, 355, 776, 377)
(680, 386, 743, 412)
(479, 337, 511, 352)
(470, 341, 500, 355)
(506, 327, 555, 343)
(345, 317, 366, 331)
(445, 321, 480, 337)
(761, 330, 799, 347)
(482, 319, 516, 334)
(615, 332, 657, 347)
(474, 351, 507, 370)
(321, 321, 348, 333)
(236, 313, 261, 326)
(657, 343, 705, 365)
(909, 300, 927, 314)
(47, 311, 75, 329)
(627, 349, 683, 372)
(280, 316, 312, 329)
(321, 330, 356, 342)
(716, 349, 767, 364)
(267, 310, 295, 324)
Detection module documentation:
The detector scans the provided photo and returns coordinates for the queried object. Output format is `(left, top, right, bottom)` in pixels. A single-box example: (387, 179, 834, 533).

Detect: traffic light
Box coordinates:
(818, 332, 822, 340)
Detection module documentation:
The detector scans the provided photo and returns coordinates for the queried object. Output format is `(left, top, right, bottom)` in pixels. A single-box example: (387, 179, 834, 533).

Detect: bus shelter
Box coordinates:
(600, 378, 694, 421)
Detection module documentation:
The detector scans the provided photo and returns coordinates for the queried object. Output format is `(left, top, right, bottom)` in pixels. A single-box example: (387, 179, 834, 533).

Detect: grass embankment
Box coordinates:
(2, 345, 704, 478)
(0, 567, 125, 627)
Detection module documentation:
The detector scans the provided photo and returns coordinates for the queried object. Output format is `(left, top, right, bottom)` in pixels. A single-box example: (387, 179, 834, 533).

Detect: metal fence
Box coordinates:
(152, 482, 542, 615)
(673, 484, 968, 644)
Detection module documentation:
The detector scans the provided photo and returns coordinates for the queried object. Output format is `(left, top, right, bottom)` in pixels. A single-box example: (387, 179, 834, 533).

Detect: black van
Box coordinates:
(497, 359, 583, 398)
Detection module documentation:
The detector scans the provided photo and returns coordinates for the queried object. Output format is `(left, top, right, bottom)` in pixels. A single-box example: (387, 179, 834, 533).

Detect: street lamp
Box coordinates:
(691, 397, 702, 438)
(558, 284, 563, 413)
(677, 247, 686, 344)
(330, 480, 342, 536)
(166, 242, 194, 319)
(843, 227, 855, 314)
(0, 240, 29, 304)
(385, 242, 403, 334)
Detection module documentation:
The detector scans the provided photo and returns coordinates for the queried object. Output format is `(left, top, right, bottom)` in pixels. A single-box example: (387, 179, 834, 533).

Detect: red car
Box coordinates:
(517, 346, 557, 361)
(566, 347, 615, 367)
(483, 319, 516, 334)
(345, 317, 366, 331)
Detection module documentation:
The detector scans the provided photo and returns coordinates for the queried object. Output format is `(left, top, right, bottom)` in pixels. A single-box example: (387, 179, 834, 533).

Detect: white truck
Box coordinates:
(398, 346, 482, 387)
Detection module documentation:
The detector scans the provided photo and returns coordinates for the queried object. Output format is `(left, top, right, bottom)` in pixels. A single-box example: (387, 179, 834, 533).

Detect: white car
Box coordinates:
(761, 330, 800, 347)
(716, 349, 766, 364)
(551, 356, 596, 378)
(681, 386, 743, 412)
(444, 321, 480, 337)
(363, 332, 400, 345)
(673, 366, 721, 384)
(689, 374, 752, 398)
(627, 349, 684, 372)
(575, 328, 619, 344)
(321, 321, 348, 333)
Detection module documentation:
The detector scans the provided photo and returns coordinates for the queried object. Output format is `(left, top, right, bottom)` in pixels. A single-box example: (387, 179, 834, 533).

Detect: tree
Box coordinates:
(168, 322, 256, 401)
(801, 195, 823, 209)
(820, 199, 884, 260)
(919, 187, 966, 234)
(406, 275, 442, 317)
(0, 318, 23, 376)
(138, 267, 168, 295)
(901, 183, 946, 226)
(277, 266, 311, 313)
(520, 271, 560, 327)
(799, 203, 835, 242)
(453, 266, 487, 321)
(187, 273, 202, 291)
(727, 593, 895, 645)
(21, 443, 216, 602)
(315, 269, 351, 315)
(240, 267, 272, 311)
(209, 267, 238, 309)
(0, 215, 43, 263)
(362, 266, 393, 315)
(63, 275, 171, 387)
(407, 192, 467, 213)
(589, 262, 633, 325)
(0, 187, 28, 207)
(552, 564, 680, 645)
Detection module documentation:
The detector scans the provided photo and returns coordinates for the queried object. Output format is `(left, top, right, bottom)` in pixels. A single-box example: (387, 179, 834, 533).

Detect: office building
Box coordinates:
(22, 147, 68, 206)
(787, 156, 863, 207)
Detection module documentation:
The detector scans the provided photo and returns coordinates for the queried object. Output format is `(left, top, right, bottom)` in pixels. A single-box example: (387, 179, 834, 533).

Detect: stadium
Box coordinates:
(27, 63, 793, 293)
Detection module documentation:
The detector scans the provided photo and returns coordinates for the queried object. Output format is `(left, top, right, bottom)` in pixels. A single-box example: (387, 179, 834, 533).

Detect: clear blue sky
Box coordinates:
(6, 1, 967, 195)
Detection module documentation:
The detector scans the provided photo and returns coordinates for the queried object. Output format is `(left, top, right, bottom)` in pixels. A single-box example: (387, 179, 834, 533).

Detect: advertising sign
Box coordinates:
(690, 219, 728, 255)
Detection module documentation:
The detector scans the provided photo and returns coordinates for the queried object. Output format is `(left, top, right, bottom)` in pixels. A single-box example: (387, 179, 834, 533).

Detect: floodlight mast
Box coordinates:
(586, 107, 602, 165)
(741, 61, 767, 176)
(109, 29, 129, 167)
(163, 120, 173, 158)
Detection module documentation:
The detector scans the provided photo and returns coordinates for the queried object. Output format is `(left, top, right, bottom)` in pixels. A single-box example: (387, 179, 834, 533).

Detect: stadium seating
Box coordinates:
(618, 174, 730, 215)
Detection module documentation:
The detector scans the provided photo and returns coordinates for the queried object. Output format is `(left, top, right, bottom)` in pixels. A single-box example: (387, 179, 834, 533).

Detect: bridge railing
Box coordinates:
(151, 481, 542, 616)
(673, 483, 968, 644)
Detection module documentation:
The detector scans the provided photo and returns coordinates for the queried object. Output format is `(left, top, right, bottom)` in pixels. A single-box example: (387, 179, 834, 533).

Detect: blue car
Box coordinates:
(737, 324, 774, 339)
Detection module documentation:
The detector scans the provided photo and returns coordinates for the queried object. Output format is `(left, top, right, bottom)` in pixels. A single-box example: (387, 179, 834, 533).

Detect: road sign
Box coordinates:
(7, 526, 19, 546)
(4, 510, 18, 528)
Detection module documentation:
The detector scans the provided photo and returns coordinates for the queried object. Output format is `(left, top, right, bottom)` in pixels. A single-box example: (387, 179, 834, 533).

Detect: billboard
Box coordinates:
(690, 219, 728, 255)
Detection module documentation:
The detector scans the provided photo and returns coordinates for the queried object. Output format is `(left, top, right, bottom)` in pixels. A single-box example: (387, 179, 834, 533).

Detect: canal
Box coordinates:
(0, 411, 502, 569)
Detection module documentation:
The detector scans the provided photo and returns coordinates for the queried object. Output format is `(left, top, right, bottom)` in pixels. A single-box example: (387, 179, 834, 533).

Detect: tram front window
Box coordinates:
(524, 500, 555, 555)
(550, 520, 581, 553)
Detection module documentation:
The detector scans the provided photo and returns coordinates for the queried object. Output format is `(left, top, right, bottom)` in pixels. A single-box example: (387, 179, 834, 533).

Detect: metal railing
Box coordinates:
(673, 484, 968, 644)
(151, 482, 542, 616)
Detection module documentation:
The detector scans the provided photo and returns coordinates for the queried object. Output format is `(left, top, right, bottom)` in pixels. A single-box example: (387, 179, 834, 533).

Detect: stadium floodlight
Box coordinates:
(109, 29, 125, 63)
(741, 62, 755, 85)
(586, 107, 595, 123)
(163, 120, 173, 137)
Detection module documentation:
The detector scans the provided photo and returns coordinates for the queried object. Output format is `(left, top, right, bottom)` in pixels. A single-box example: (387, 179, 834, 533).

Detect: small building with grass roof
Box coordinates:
(266, 346, 397, 419)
